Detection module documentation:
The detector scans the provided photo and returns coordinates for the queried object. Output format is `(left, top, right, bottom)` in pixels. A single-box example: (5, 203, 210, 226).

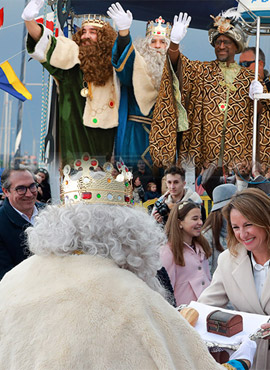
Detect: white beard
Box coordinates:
(133, 36, 168, 91)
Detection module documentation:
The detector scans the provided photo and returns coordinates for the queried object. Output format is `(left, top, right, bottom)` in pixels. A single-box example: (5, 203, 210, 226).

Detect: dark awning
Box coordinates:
(59, 0, 237, 30)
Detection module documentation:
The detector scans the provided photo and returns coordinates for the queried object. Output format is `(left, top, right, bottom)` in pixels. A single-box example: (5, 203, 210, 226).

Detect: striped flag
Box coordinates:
(0, 7, 3, 28)
(0, 61, 32, 101)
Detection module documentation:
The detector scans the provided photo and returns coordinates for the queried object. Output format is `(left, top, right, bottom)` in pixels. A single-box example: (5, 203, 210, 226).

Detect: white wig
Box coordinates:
(134, 35, 169, 90)
(26, 203, 168, 297)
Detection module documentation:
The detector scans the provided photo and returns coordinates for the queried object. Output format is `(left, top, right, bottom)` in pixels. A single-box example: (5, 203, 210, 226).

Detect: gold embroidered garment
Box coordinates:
(150, 54, 270, 169)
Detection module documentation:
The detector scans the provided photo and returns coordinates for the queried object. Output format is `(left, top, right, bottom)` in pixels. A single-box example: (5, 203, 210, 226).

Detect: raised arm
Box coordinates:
(169, 12, 191, 66)
(107, 2, 133, 38)
(21, 0, 44, 41)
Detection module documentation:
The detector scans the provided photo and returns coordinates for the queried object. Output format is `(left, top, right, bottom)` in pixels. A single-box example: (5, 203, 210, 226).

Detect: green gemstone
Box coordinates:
(93, 118, 98, 124)
(97, 194, 101, 199)
(74, 195, 78, 199)
(125, 182, 129, 187)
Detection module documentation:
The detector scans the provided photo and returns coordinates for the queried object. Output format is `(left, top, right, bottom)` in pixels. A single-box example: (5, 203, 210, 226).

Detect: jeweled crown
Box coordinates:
(146, 16, 171, 38)
(82, 14, 107, 28)
(60, 154, 133, 205)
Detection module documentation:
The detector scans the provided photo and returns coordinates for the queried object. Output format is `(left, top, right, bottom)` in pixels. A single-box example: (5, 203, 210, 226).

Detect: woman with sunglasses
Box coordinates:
(199, 188, 270, 370)
(160, 200, 211, 306)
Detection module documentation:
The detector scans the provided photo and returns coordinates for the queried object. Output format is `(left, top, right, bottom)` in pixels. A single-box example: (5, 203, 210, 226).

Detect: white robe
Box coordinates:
(0, 254, 226, 370)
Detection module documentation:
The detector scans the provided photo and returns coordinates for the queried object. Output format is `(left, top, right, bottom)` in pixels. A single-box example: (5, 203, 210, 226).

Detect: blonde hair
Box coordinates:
(222, 188, 270, 256)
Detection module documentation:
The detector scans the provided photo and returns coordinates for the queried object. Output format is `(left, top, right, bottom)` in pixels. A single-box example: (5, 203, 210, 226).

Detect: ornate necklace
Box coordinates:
(81, 81, 115, 106)
(80, 80, 115, 124)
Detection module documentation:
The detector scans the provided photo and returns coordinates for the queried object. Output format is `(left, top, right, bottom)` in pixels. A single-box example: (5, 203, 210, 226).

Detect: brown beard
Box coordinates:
(73, 24, 117, 86)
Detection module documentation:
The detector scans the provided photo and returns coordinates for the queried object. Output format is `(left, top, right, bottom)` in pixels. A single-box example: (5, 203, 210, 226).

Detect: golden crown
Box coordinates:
(146, 16, 171, 38)
(60, 154, 133, 205)
(81, 14, 107, 28)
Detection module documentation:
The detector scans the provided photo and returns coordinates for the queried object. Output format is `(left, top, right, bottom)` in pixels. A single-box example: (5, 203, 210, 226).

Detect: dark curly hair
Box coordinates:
(72, 23, 117, 86)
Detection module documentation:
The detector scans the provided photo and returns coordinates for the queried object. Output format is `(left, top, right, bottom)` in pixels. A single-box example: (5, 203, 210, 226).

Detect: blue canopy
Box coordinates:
(59, 0, 237, 30)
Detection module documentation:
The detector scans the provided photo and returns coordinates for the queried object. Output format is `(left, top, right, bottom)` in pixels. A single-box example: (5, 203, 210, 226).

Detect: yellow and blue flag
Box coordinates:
(0, 61, 32, 102)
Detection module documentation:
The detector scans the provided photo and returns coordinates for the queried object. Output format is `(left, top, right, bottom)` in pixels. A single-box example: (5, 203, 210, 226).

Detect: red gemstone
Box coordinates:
(157, 31, 161, 34)
(91, 160, 97, 166)
(75, 160, 81, 166)
(109, 100, 114, 107)
(83, 155, 89, 161)
(125, 196, 130, 202)
(82, 192, 92, 199)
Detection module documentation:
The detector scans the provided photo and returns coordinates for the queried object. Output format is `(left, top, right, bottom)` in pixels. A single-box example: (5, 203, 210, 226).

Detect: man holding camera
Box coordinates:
(152, 166, 203, 224)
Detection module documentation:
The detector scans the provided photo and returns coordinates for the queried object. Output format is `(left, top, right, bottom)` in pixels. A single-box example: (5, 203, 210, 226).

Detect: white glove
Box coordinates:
(22, 0, 44, 21)
(107, 2, 133, 31)
(249, 80, 263, 100)
(229, 336, 257, 367)
(170, 12, 191, 44)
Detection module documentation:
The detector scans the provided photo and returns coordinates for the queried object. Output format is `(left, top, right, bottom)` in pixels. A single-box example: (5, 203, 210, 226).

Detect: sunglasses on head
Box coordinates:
(239, 60, 255, 68)
(37, 168, 48, 175)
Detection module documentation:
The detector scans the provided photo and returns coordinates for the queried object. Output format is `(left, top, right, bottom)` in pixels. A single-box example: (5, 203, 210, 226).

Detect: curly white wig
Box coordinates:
(26, 203, 168, 297)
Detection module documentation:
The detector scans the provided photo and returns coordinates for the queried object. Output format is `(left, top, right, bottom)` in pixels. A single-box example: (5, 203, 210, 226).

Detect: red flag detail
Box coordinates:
(0, 8, 4, 28)
(36, 17, 59, 37)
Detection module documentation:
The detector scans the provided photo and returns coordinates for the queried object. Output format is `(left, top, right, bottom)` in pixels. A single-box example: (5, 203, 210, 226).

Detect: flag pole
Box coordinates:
(13, 0, 28, 167)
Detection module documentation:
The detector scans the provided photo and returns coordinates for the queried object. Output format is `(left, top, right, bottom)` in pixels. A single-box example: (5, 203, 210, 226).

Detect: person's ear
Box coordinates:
(2, 188, 9, 197)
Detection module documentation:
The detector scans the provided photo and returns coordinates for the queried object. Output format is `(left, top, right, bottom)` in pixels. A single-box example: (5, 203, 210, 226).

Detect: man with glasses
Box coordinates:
(0, 168, 41, 279)
(239, 47, 270, 92)
(150, 9, 270, 173)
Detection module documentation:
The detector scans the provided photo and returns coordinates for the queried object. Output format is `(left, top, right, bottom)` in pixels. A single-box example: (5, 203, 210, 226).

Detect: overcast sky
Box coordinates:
(0, 0, 269, 164)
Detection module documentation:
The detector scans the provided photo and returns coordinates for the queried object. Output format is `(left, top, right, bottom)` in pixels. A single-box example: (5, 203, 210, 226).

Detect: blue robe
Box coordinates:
(112, 37, 154, 170)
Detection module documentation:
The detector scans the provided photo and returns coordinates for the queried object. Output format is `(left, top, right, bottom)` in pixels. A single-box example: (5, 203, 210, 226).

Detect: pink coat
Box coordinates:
(160, 242, 211, 306)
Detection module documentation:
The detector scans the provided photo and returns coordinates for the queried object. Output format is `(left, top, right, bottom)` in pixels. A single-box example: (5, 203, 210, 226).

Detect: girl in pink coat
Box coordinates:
(161, 201, 211, 306)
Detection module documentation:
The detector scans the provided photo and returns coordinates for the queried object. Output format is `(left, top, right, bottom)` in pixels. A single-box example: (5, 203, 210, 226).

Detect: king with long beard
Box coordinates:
(23, 0, 118, 166)
(108, 3, 179, 171)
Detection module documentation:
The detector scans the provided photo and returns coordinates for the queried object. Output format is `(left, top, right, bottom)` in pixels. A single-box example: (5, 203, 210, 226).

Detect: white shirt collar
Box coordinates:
(251, 252, 270, 300)
(11, 204, 39, 225)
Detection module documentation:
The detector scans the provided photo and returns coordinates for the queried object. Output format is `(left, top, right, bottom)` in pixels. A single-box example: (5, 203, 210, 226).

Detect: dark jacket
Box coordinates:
(0, 198, 41, 280)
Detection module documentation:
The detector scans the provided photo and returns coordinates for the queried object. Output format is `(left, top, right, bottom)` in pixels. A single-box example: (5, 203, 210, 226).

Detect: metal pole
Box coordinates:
(3, 93, 9, 168)
(252, 16, 260, 165)
(13, 0, 28, 166)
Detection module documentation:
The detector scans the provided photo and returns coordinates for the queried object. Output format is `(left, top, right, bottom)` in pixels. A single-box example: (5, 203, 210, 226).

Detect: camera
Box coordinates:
(155, 200, 170, 222)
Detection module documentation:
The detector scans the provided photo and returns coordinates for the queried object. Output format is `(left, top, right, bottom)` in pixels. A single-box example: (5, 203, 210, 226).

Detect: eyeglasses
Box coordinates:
(239, 60, 255, 68)
(215, 39, 233, 47)
(10, 183, 38, 195)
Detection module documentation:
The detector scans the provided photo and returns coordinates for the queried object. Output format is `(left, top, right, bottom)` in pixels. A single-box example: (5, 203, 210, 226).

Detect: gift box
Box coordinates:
(206, 310, 243, 337)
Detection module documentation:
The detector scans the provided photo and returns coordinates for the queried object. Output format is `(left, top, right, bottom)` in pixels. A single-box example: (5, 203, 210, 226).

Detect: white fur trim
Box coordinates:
(30, 26, 53, 63)
(133, 48, 158, 116)
(50, 37, 80, 69)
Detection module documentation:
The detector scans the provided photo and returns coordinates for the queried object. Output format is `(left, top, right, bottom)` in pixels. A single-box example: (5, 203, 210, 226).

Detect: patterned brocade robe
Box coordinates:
(150, 54, 270, 169)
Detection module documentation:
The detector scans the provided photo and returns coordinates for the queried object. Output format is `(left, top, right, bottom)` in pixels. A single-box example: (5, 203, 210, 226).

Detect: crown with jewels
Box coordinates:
(60, 154, 133, 205)
(81, 14, 107, 28)
(146, 16, 171, 38)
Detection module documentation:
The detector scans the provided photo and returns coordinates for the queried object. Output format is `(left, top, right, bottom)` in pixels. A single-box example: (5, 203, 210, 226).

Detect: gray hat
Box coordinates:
(211, 184, 237, 212)
(208, 8, 247, 54)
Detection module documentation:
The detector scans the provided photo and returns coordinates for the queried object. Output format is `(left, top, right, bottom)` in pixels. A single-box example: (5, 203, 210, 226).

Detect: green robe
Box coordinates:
(27, 28, 116, 166)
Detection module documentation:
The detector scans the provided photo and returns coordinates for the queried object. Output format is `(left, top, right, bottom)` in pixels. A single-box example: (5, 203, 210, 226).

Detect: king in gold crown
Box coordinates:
(61, 153, 133, 205)
(81, 14, 107, 28)
(146, 16, 171, 38)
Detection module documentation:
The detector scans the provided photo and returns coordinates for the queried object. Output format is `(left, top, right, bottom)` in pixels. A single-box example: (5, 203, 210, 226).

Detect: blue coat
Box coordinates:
(112, 36, 154, 169)
(0, 198, 40, 279)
